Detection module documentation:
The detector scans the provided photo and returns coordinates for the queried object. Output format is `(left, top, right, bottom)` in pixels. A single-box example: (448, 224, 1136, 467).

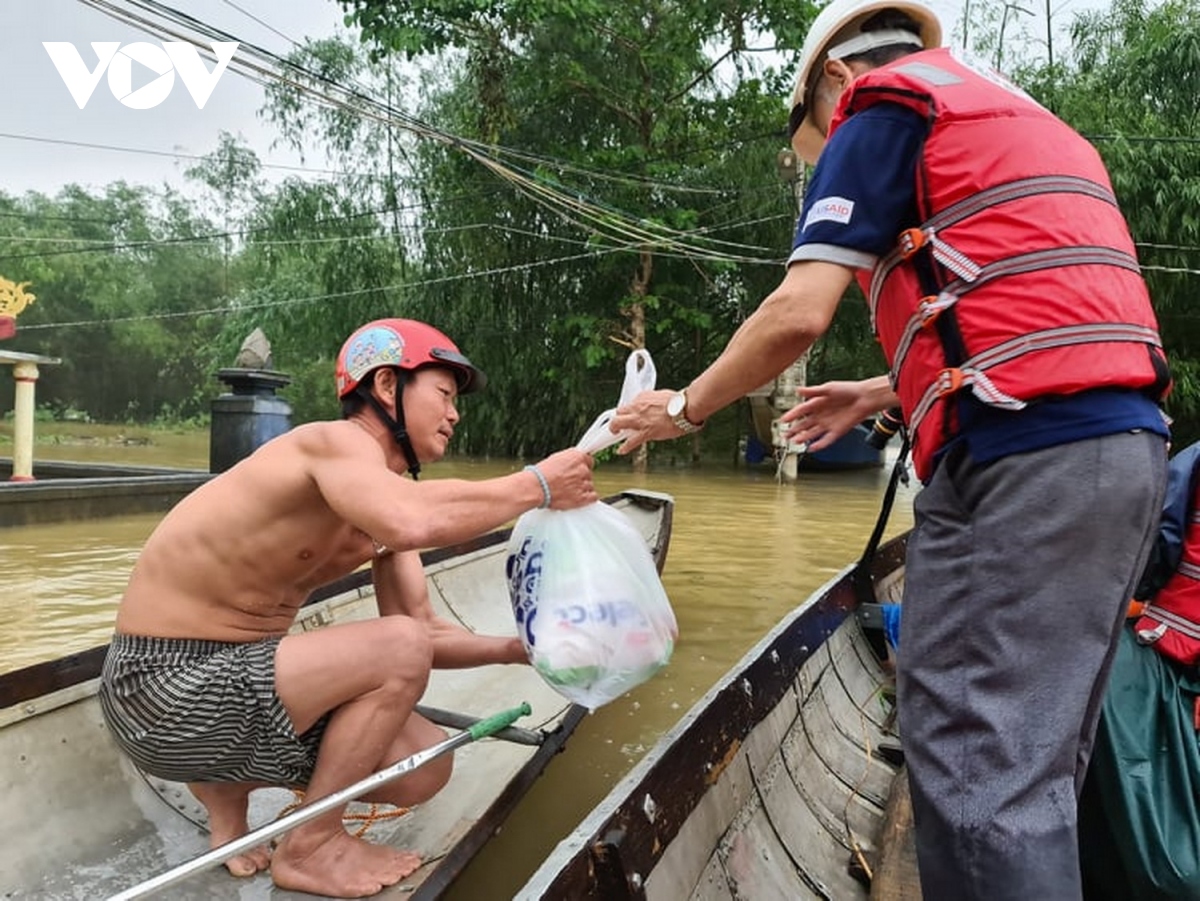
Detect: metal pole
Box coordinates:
(415, 703, 543, 746)
(107, 703, 531, 901)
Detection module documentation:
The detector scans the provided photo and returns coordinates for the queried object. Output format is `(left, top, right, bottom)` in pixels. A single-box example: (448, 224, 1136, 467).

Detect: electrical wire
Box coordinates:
(73, 0, 786, 266)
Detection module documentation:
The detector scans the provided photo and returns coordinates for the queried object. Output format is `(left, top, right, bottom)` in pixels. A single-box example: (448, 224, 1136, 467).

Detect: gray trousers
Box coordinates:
(899, 430, 1167, 901)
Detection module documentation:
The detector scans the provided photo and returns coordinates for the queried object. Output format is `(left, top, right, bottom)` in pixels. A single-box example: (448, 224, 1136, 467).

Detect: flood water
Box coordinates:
(0, 429, 916, 897)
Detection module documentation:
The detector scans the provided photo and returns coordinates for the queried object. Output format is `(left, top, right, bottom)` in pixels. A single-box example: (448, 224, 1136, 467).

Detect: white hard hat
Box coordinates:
(788, 0, 944, 164)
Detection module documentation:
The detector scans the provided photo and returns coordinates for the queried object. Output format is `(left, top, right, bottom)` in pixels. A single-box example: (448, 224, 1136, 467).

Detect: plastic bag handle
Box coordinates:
(576, 349, 657, 454)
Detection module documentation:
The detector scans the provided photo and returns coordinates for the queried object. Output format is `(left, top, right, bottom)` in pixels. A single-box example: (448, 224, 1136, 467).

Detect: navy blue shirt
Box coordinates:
(788, 104, 1168, 466)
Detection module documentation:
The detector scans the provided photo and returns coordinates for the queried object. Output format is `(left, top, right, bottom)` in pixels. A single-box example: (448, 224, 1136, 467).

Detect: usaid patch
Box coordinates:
(803, 196, 855, 231)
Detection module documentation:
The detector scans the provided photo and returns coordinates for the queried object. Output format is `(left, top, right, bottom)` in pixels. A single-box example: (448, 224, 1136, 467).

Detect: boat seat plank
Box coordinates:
(870, 764, 923, 901)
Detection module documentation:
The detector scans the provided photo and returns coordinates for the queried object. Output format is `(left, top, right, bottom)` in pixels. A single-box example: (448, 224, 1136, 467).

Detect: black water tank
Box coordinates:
(209, 368, 292, 473)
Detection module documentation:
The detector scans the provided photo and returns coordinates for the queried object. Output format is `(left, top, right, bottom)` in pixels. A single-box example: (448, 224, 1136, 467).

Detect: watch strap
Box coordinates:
(671, 390, 704, 434)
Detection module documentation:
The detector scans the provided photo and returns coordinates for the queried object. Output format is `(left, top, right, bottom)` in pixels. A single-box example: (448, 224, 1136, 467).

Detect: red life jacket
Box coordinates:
(828, 48, 1169, 481)
(1136, 483, 1200, 667)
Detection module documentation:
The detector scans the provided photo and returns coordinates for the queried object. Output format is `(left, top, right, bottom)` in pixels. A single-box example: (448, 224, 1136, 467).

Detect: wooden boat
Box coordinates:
(519, 531, 910, 900)
(799, 422, 885, 472)
(0, 488, 674, 900)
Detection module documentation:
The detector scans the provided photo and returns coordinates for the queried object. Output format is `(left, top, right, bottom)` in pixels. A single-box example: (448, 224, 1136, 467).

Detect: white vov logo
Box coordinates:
(43, 41, 238, 110)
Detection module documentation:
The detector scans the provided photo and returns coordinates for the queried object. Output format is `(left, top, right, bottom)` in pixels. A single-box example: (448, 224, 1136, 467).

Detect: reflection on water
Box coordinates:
(0, 436, 916, 895)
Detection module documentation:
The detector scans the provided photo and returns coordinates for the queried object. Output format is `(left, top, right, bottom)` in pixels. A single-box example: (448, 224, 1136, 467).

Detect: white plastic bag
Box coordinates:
(574, 349, 657, 455)
(506, 349, 678, 710)
(506, 503, 677, 710)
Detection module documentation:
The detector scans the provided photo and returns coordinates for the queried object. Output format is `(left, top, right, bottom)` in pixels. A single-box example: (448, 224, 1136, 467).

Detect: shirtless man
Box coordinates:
(98, 318, 597, 898)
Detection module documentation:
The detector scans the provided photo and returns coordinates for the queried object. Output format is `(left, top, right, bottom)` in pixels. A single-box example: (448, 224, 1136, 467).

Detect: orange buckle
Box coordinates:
(898, 227, 927, 259)
(936, 367, 965, 396)
(918, 295, 941, 327)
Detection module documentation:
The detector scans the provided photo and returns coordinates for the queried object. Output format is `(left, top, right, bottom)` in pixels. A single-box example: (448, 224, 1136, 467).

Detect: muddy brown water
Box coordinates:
(0, 429, 915, 898)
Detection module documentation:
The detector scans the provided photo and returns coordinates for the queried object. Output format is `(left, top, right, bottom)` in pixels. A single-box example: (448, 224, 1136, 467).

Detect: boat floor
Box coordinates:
(4, 491, 673, 900)
(8, 671, 574, 901)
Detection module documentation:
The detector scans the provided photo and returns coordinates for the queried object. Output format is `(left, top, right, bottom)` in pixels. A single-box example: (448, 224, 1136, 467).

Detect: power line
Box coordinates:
(217, 0, 297, 48)
(76, 0, 787, 266)
(0, 131, 373, 179)
(17, 246, 631, 332)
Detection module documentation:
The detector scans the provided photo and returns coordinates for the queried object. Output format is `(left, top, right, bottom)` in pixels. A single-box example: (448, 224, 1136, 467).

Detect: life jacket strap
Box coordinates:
(888, 245, 1150, 390)
(870, 174, 1122, 320)
(1140, 603, 1200, 643)
(907, 322, 1164, 436)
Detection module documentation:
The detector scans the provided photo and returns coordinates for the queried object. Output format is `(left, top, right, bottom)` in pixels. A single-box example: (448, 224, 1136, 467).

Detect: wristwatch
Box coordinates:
(666, 389, 705, 434)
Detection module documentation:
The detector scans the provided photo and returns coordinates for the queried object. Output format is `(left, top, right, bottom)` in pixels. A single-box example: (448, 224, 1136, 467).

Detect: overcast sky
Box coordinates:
(2, 0, 350, 198)
(2, 0, 1062, 201)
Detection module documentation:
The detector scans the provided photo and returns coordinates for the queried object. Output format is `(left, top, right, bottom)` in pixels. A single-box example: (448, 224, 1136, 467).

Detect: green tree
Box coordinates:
(338, 0, 827, 459)
(250, 37, 440, 422)
(0, 184, 225, 423)
(1018, 0, 1200, 440)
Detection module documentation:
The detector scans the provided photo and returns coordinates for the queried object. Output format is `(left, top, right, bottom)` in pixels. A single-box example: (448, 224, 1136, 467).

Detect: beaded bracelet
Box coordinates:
(523, 464, 552, 509)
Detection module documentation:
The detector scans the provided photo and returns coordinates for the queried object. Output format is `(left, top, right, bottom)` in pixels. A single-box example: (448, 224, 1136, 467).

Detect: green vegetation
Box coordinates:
(1, 0, 1196, 456)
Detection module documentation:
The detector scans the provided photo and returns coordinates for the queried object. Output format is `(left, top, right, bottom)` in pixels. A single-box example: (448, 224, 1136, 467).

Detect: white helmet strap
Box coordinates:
(827, 27, 923, 60)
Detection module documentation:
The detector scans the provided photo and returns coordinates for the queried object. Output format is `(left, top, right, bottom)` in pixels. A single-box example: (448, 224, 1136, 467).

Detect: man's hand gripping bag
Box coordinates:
(505, 350, 679, 710)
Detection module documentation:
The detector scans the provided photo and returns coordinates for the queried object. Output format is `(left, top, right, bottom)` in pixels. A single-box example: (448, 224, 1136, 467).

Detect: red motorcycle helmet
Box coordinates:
(335, 318, 486, 398)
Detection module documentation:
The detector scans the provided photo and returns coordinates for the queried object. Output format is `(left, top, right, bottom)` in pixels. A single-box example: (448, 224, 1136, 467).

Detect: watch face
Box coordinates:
(667, 392, 685, 417)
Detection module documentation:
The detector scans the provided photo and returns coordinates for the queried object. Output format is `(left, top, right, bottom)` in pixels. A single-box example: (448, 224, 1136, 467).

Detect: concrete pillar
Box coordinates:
(10, 360, 38, 481)
(770, 353, 809, 482)
(209, 368, 292, 473)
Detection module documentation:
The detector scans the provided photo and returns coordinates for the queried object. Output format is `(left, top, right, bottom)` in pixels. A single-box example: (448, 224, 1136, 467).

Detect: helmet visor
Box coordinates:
(430, 346, 488, 394)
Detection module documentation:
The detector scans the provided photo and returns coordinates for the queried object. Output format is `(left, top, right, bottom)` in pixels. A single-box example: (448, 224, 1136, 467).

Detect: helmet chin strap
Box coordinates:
(359, 382, 421, 480)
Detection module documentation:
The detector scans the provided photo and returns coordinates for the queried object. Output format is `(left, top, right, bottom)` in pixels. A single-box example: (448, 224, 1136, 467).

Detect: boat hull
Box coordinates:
(0, 489, 673, 900)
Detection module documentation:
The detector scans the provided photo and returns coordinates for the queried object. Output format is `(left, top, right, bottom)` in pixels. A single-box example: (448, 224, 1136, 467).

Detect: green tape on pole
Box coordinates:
(469, 702, 532, 740)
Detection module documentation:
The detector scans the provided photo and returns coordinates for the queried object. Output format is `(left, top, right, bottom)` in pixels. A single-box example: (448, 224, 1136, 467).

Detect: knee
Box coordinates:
(422, 735, 454, 794)
(371, 616, 434, 679)
(352, 618, 433, 707)
(371, 725, 453, 807)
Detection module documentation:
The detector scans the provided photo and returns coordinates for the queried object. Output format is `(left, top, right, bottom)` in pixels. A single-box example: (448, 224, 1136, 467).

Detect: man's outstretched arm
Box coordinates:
(610, 260, 854, 453)
(373, 550, 526, 667)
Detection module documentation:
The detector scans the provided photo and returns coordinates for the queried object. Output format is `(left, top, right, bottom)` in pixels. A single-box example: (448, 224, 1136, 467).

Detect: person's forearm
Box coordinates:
(430, 623, 526, 668)
(373, 471, 544, 551)
(685, 261, 851, 422)
(861, 375, 900, 414)
(687, 295, 822, 422)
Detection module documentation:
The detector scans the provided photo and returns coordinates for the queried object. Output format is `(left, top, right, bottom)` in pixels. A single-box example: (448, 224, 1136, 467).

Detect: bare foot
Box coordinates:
(272, 828, 421, 898)
(187, 781, 272, 877)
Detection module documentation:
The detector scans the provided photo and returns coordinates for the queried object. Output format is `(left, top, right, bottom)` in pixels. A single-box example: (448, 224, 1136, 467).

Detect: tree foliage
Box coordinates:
(2, 0, 1197, 459)
(1018, 0, 1200, 440)
(335, 0, 835, 455)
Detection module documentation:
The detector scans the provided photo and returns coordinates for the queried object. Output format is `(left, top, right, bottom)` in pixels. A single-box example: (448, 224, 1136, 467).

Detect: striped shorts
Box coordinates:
(99, 633, 328, 787)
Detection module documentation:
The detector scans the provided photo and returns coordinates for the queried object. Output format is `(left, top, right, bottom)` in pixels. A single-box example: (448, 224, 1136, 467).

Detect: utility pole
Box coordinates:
(770, 148, 810, 482)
